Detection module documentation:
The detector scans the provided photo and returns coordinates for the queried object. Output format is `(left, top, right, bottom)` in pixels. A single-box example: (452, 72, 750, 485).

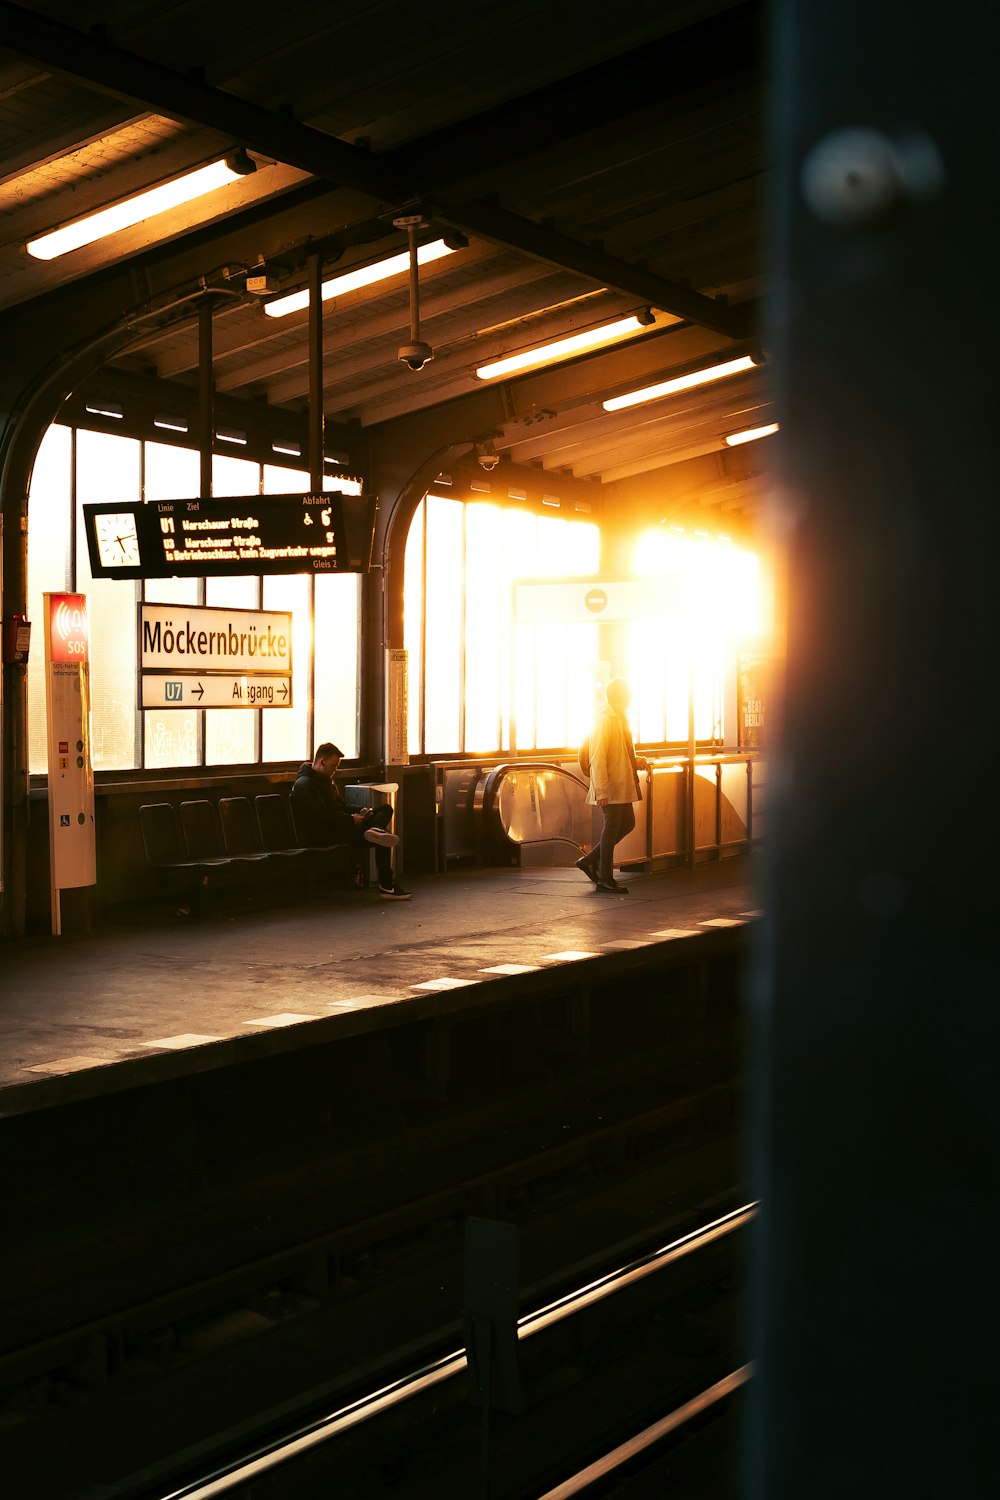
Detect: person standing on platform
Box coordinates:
(576, 679, 648, 894)
(291, 742, 412, 900)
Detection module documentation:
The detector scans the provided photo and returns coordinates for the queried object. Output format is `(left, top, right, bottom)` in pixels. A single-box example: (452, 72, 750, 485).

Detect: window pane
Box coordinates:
(262, 573, 311, 761)
(505, 509, 540, 749)
(423, 495, 463, 752)
(540, 514, 600, 574)
(262, 468, 313, 762)
(204, 449, 260, 764)
(212, 453, 259, 498)
(143, 443, 202, 604)
(568, 623, 601, 747)
(146, 441, 200, 501)
(628, 621, 687, 741)
(205, 709, 255, 766)
(263, 464, 309, 493)
(76, 430, 141, 770)
(404, 501, 425, 755)
(144, 577, 201, 605)
(203, 450, 260, 627)
(534, 621, 598, 749)
(206, 576, 259, 608)
(405, 498, 600, 758)
(261, 471, 313, 760)
(201, 457, 261, 662)
(203, 556, 260, 760)
(464, 506, 503, 753)
(627, 529, 762, 744)
(144, 709, 199, 769)
(27, 426, 73, 773)
(314, 573, 359, 759)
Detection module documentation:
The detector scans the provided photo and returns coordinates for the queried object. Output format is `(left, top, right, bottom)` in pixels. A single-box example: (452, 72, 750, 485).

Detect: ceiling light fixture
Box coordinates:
(26, 150, 257, 261)
(263, 239, 456, 318)
(602, 354, 756, 412)
(476, 311, 657, 381)
(725, 421, 779, 446)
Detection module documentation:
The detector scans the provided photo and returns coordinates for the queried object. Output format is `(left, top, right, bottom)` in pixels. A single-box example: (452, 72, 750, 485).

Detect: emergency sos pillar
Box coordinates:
(43, 593, 96, 934)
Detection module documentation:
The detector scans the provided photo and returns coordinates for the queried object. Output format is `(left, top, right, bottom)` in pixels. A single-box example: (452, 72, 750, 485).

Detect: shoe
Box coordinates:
(575, 854, 598, 884)
(595, 880, 629, 894)
(364, 827, 399, 848)
(379, 884, 413, 900)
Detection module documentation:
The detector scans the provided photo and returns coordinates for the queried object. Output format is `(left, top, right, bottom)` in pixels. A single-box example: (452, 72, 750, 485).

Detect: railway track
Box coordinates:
(3, 939, 747, 1498)
(153, 1204, 753, 1500)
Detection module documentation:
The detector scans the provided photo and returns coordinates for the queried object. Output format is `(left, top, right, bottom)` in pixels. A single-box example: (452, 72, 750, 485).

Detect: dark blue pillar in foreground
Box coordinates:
(751, 1, 1000, 1495)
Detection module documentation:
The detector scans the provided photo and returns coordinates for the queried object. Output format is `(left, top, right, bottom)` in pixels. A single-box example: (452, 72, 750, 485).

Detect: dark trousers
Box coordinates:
(355, 803, 394, 886)
(597, 802, 635, 884)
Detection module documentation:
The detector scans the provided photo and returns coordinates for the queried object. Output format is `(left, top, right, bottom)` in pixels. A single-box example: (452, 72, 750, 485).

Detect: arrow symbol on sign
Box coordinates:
(278, 682, 289, 700)
(191, 682, 205, 700)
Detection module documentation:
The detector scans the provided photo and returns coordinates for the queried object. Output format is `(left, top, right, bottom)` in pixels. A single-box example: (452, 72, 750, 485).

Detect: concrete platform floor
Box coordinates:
(0, 856, 760, 1110)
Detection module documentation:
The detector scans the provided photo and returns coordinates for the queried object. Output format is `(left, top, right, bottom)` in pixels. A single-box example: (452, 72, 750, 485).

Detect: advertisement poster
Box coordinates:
(738, 652, 770, 750)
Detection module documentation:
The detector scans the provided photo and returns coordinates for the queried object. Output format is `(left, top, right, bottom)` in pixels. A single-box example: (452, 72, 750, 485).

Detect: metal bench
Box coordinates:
(139, 802, 243, 917)
(140, 795, 354, 916)
(254, 792, 355, 882)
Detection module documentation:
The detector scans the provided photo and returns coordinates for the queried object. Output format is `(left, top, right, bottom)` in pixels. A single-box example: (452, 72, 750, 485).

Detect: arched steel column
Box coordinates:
(360, 441, 473, 769)
(0, 288, 236, 936)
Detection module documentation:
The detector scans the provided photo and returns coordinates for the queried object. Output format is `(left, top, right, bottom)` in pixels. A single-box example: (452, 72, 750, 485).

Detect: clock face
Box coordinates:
(95, 511, 141, 569)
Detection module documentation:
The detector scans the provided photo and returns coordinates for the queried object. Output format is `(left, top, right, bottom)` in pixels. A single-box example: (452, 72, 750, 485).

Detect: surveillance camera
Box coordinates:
(476, 438, 500, 471)
(398, 341, 433, 371)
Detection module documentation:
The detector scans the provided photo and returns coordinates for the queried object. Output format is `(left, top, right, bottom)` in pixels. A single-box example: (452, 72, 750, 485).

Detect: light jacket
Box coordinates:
(586, 703, 641, 806)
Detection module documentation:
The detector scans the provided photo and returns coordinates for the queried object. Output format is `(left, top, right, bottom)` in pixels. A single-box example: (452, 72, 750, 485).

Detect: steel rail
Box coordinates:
(536, 1364, 754, 1499)
(158, 1201, 756, 1499)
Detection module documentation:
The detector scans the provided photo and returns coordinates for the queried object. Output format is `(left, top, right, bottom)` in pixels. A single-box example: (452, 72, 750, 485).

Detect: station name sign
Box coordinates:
(140, 604, 292, 674)
(139, 604, 294, 710)
(83, 492, 375, 579)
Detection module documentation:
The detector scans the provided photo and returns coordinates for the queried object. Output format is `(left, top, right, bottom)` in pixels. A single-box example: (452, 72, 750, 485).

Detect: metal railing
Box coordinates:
(433, 750, 763, 871)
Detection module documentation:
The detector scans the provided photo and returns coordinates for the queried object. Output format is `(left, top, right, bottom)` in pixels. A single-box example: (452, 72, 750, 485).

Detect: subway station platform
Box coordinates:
(0, 856, 760, 1117)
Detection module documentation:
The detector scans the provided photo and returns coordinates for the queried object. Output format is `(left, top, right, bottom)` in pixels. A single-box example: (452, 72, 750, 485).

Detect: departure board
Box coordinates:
(82, 493, 375, 578)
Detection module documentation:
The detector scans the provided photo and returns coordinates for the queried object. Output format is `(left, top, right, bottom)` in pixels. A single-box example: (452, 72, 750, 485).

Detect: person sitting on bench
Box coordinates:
(291, 742, 412, 900)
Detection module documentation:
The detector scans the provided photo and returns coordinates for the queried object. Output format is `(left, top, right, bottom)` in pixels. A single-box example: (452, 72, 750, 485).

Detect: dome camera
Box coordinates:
(398, 340, 433, 371)
(477, 438, 500, 471)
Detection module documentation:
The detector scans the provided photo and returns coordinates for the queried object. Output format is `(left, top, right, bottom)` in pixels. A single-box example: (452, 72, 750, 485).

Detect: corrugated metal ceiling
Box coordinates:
(0, 0, 771, 508)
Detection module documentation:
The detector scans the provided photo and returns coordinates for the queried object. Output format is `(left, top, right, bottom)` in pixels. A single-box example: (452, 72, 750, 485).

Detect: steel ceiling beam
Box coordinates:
(0, 0, 756, 344)
(0, 0, 405, 203)
(433, 198, 754, 342)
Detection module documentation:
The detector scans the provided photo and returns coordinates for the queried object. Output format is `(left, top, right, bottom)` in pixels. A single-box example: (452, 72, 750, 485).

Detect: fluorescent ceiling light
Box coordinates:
(26, 155, 256, 261)
(476, 314, 654, 380)
(725, 422, 779, 446)
(264, 239, 455, 318)
(602, 354, 756, 412)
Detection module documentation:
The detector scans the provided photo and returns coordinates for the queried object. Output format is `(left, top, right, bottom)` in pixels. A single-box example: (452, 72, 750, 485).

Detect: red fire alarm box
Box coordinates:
(3, 615, 32, 663)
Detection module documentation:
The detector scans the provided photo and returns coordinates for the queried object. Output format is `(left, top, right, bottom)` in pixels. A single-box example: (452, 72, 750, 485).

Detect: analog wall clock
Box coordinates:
(95, 511, 141, 569)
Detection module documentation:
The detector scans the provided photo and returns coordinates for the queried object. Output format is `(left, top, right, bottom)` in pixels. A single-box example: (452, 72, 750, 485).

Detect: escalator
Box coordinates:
(477, 762, 593, 867)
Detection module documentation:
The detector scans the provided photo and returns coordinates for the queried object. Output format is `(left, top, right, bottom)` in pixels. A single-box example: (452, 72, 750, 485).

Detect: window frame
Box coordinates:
(26, 422, 364, 779)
